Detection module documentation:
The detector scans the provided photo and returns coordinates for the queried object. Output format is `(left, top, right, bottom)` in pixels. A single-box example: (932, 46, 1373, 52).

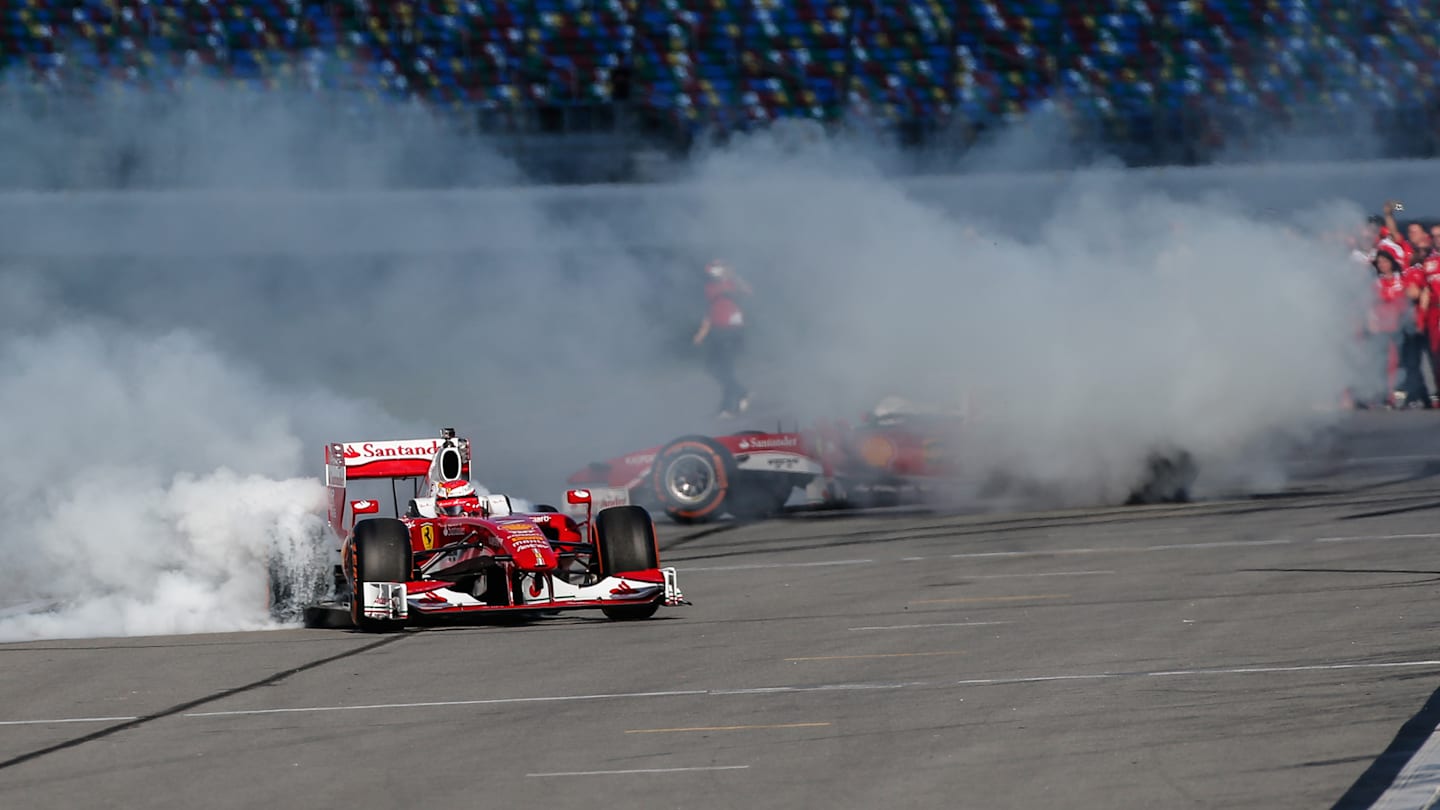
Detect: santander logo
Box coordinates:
(344, 440, 443, 462)
(737, 435, 799, 451)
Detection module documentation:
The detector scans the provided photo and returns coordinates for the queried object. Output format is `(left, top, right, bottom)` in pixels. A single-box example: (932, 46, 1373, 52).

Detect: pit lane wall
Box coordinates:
(0, 158, 1436, 257)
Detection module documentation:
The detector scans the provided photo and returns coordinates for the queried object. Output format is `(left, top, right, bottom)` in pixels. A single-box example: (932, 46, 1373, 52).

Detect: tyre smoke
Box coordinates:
(0, 76, 1399, 639)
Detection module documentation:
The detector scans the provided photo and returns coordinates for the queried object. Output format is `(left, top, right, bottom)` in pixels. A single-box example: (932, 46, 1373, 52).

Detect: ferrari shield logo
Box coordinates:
(420, 523, 435, 550)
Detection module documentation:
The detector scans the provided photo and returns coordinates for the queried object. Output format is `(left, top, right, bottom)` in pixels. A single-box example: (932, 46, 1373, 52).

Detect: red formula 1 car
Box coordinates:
(303, 428, 686, 631)
(566, 400, 1196, 524)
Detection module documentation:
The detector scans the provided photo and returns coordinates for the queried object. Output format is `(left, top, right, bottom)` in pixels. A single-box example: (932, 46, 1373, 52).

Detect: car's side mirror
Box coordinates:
(351, 499, 381, 515)
(566, 489, 592, 505)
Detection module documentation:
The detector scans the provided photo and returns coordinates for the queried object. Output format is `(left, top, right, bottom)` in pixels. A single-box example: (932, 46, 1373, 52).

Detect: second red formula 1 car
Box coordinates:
(566, 399, 1196, 524)
(303, 428, 686, 631)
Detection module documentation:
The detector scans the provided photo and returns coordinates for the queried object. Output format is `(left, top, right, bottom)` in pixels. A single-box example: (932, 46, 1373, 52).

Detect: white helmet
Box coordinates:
(434, 479, 479, 516)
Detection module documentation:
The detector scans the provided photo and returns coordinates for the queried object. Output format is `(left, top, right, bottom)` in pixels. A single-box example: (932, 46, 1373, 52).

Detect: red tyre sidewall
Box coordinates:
(651, 437, 733, 521)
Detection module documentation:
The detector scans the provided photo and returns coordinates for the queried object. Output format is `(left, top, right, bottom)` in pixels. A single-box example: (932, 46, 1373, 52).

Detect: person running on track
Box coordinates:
(693, 260, 753, 418)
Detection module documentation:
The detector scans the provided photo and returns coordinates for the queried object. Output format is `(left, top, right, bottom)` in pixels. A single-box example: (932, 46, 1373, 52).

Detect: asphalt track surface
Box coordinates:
(6, 413, 1440, 809)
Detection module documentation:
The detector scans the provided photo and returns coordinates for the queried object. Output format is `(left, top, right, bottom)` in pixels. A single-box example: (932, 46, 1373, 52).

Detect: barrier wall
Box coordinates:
(1, 158, 1437, 257)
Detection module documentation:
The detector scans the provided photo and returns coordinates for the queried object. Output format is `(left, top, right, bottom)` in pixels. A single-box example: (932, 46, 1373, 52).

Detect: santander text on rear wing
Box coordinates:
(324, 430, 472, 536)
(326, 436, 471, 483)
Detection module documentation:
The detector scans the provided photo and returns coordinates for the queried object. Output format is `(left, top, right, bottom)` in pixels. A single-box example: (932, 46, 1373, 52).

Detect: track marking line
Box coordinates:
(911, 594, 1070, 605)
(965, 570, 1113, 579)
(785, 651, 966, 662)
(946, 539, 1294, 560)
(1314, 533, 1440, 544)
(708, 682, 924, 695)
(526, 766, 750, 777)
(952, 660, 1440, 686)
(682, 534, 1440, 574)
(678, 559, 873, 573)
(183, 689, 709, 718)
(0, 716, 139, 727)
(625, 722, 830, 734)
(12, 661, 1440, 728)
(850, 621, 1011, 631)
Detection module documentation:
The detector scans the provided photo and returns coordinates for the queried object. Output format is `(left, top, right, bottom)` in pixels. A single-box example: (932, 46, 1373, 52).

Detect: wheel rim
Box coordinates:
(663, 453, 717, 505)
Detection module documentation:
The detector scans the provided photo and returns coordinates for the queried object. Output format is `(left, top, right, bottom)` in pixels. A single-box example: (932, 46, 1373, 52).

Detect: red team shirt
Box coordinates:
(705, 278, 745, 330)
(1424, 256, 1440, 348)
(1374, 272, 1407, 333)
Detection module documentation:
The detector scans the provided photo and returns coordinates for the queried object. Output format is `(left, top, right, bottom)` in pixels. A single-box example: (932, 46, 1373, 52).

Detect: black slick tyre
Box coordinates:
(348, 518, 413, 633)
(650, 435, 736, 524)
(594, 505, 662, 620)
(1126, 449, 1198, 505)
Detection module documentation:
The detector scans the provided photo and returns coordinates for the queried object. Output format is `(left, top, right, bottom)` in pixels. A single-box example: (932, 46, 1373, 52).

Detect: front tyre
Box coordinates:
(595, 505, 662, 620)
(347, 518, 413, 633)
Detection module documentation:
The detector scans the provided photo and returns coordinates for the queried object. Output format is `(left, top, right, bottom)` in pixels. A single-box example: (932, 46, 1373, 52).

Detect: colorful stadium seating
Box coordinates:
(2, 1, 1438, 152)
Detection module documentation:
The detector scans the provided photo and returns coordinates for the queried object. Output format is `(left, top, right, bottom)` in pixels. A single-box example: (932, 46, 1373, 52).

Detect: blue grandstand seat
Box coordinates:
(0, 0, 1438, 153)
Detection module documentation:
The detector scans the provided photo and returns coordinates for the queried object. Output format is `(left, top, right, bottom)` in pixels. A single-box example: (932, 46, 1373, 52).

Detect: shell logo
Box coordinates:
(859, 435, 897, 469)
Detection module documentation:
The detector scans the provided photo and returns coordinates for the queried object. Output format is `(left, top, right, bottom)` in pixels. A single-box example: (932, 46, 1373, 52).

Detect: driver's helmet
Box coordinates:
(434, 479, 480, 516)
(871, 395, 915, 421)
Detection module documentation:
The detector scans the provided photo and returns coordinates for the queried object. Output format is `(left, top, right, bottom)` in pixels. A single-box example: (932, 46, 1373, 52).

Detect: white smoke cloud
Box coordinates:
(659, 134, 1371, 504)
(0, 323, 415, 642)
(0, 72, 1400, 640)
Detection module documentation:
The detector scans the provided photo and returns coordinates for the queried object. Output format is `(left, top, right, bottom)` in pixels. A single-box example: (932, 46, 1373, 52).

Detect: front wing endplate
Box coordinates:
(362, 582, 408, 621)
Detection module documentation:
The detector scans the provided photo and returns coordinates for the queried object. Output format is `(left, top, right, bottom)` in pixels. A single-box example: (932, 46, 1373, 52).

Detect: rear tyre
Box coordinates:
(594, 505, 662, 620)
(1126, 449, 1198, 505)
(650, 435, 736, 524)
(726, 476, 796, 521)
(348, 518, 413, 633)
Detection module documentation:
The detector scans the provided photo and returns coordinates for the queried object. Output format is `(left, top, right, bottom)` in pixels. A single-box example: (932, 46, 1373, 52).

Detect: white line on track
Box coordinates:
(525, 766, 750, 777)
(1314, 533, 1440, 544)
(849, 621, 1012, 631)
(183, 689, 709, 718)
(678, 531, 1440, 575)
(962, 570, 1114, 579)
(943, 539, 1297, 560)
(952, 660, 1440, 686)
(12, 661, 1439, 728)
(0, 715, 139, 726)
(707, 682, 925, 696)
(678, 558, 874, 572)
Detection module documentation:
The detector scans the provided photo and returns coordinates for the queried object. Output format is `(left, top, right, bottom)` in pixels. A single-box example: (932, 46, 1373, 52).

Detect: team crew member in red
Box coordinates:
(693, 260, 753, 418)
(1367, 247, 1413, 408)
(1419, 228, 1440, 405)
(1383, 201, 1417, 265)
(1399, 253, 1431, 408)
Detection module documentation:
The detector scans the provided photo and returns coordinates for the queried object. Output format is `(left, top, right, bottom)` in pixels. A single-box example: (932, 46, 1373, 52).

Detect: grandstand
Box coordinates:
(2, 1, 1439, 180)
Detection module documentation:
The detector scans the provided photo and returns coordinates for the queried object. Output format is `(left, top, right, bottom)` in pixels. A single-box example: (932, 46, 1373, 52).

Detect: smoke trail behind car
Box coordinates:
(0, 76, 1402, 638)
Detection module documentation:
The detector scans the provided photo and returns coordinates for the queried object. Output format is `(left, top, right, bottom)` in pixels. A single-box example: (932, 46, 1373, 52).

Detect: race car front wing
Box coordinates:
(356, 566, 687, 620)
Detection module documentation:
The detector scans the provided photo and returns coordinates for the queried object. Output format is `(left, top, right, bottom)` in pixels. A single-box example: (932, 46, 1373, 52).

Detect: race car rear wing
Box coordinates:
(326, 436, 471, 482)
(325, 429, 472, 537)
